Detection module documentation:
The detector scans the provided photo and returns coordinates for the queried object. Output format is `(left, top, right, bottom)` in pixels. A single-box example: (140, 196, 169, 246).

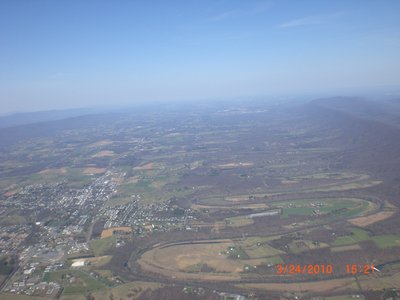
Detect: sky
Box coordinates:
(1, 0, 400, 114)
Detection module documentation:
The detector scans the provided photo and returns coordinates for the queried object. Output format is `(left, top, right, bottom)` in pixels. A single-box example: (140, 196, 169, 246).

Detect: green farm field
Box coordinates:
(44, 269, 106, 295)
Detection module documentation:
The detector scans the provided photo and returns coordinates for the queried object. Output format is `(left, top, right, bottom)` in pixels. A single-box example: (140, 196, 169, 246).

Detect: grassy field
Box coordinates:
(90, 281, 163, 300)
(332, 228, 400, 249)
(191, 202, 268, 210)
(225, 216, 254, 227)
(28, 168, 94, 188)
(332, 228, 369, 246)
(185, 262, 216, 273)
(0, 215, 27, 225)
(105, 195, 133, 207)
(371, 235, 400, 248)
(109, 173, 191, 205)
(275, 198, 371, 219)
(287, 240, 329, 254)
(0, 255, 16, 275)
(89, 236, 116, 256)
(44, 269, 106, 295)
(197, 196, 228, 206)
(309, 180, 382, 192)
(282, 206, 314, 217)
(264, 256, 283, 265)
(287, 241, 307, 254)
(331, 244, 362, 252)
(226, 246, 249, 259)
(236, 237, 283, 259)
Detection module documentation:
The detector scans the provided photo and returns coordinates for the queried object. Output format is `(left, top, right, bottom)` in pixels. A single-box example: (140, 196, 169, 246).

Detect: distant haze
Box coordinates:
(1, 0, 400, 114)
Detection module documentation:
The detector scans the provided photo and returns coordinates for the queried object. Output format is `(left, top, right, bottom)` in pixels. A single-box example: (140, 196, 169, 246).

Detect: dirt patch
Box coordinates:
(92, 150, 114, 157)
(83, 167, 106, 175)
(384, 200, 397, 209)
(4, 190, 18, 197)
(85, 256, 111, 266)
(88, 140, 113, 147)
(101, 227, 132, 239)
(211, 221, 226, 233)
(218, 162, 254, 169)
(226, 216, 254, 228)
(39, 167, 67, 175)
(349, 211, 396, 227)
(225, 195, 251, 202)
(126, 176, 139, 184)
(281, 180, 298, 184)
(134, 163, 156, 170)
(151, 180, 167, 189)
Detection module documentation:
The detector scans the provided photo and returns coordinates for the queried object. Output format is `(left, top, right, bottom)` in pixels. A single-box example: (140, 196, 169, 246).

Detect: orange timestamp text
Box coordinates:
(276, 264, 377, 275)
(276, 264, 333, 275)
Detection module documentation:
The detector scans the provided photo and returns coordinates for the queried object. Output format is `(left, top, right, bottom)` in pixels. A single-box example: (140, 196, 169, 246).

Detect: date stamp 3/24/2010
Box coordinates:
(276, 264, 377, 275)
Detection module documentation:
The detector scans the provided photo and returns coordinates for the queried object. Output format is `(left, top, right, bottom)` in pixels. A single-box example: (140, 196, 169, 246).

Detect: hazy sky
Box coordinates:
(1, 0, 400, 114)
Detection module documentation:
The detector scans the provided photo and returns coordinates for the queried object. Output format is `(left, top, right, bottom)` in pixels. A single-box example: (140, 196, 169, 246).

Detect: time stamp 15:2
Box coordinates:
(276, 264, 377, 275)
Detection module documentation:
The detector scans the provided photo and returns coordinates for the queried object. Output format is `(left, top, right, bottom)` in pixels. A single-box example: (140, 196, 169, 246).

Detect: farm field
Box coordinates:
(90, 236, 116, 256)
(44, 270, 106, 295)
(90, 281, 164, 300)
(275, 198, 373, 219)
